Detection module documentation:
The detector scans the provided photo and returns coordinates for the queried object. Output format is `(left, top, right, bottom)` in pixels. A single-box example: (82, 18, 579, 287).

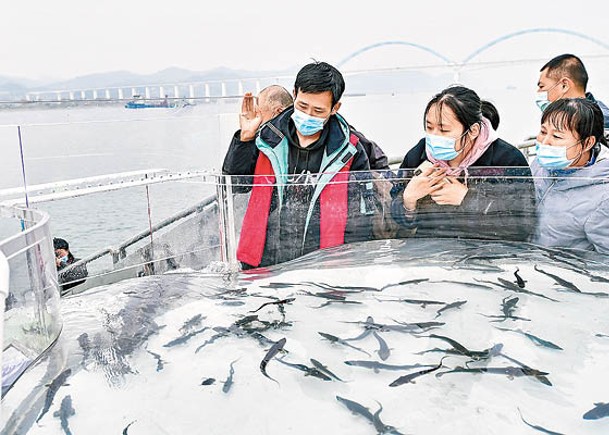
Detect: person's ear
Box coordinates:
(331, 101, 342, 115)
(468, 122, 481, 140)
(561, 77, 572, 92)
(583, 136, 596, 151)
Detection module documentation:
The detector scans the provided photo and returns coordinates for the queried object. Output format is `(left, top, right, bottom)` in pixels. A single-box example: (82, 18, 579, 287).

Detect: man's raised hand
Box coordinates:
(239, 92, 262, 141)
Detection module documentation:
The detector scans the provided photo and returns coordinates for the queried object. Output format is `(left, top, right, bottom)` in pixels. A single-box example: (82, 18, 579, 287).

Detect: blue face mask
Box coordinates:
(535, 141, 580, 169)
(535, 91, 550, 112)
(535, 80, 564, 112)
(60, 255, 69, 265)
(291, 108, 327, 136)
(425, 133, 462, 161)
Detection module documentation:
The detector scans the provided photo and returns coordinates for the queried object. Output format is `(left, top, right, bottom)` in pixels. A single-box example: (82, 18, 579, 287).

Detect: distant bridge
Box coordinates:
(338, 27, 609, 68)
(4, 27, 609, 104)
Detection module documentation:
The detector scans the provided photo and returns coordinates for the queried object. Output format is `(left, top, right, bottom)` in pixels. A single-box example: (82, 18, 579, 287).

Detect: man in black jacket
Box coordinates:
(222, 61, 375, 268)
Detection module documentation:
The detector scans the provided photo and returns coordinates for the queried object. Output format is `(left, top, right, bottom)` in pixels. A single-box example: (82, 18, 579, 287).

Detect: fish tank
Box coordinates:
(1, 171, 608, 434)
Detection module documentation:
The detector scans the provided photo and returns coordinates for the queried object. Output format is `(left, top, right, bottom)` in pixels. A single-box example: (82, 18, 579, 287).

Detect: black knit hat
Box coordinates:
(53, 238, 69, 250)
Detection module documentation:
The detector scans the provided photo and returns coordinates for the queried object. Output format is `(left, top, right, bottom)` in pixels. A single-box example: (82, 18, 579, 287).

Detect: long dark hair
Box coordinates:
(424, 85, 483, 133)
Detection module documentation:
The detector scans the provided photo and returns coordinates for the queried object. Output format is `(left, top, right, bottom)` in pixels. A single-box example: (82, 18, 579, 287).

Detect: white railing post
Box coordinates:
(189, 84, 195, 101)
(0, 249, 9, 415)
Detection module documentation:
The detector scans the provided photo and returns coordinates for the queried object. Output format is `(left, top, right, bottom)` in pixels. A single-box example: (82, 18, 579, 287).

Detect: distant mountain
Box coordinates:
(0, 65, 443, 99)
(0, 75, 47, 95)
(32, 66, 298, 91)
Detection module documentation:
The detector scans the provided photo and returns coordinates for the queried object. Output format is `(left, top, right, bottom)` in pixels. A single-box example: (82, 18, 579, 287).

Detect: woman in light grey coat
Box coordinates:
(531, 98, 609, 254)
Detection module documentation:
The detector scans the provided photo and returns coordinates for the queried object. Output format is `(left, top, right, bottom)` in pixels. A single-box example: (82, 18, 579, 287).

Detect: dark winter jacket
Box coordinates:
(390, 137, 537, 241)
(586, 92, 609, 129)
(350, 126, 390, 170)
(223, 107, 373, 268)
(57, 255, 88, 295)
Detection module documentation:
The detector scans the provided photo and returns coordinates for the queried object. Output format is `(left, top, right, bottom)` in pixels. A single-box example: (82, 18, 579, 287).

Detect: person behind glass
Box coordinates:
(53, 237, 88, 295)
(390, 85, 536, 241)
(222, 61, 373, 269)
(536, 53, 609, 128)
(531, 98, 609, 253)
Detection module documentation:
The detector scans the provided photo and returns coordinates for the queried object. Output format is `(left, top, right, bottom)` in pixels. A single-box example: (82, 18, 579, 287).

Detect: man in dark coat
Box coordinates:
(222, 62, 375, 268)
(53, 237, 88, 295)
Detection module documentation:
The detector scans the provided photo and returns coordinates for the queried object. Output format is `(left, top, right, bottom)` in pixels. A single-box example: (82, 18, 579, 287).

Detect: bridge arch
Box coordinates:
(337, 41, 453, 69)
(462, 28, 609, 65)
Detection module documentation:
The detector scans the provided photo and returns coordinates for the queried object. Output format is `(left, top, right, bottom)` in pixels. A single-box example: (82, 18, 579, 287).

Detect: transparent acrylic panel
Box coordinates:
(224, 167, 539, 270)
(31, 175, 223, 294)
(111, 175, 223, 278)
(0, 206, 62, 395)
(224, 167, 609, 267)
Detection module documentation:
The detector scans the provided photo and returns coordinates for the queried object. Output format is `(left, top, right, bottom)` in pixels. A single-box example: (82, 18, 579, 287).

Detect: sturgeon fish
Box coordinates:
(260, 337, 287, 384)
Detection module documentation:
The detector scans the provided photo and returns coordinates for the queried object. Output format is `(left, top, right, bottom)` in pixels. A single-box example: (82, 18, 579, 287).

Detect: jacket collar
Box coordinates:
(258, 106, 348, 155)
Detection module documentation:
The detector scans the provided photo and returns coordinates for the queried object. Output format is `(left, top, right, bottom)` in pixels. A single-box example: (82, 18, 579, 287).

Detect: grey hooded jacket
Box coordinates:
(532, 146, 609, 253)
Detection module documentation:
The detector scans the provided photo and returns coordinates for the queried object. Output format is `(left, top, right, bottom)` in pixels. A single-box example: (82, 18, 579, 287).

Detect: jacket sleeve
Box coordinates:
(222, 130, 259, 175)
(584, 193, 609, 254)
(58, 260, 88, 294)
(222, 130, 259, 193)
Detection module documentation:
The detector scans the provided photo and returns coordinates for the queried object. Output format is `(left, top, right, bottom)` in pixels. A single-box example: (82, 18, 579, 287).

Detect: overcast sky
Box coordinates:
(3, 0, 609, 80)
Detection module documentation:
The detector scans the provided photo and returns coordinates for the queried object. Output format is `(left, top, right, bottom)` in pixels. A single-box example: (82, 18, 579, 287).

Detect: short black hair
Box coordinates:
(294, 61, 345, 106)
(53, 237, 69, 250)
(481, 100, 500, 130)
(542, 98, 607, 147)
(541, 54, 589, 91)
